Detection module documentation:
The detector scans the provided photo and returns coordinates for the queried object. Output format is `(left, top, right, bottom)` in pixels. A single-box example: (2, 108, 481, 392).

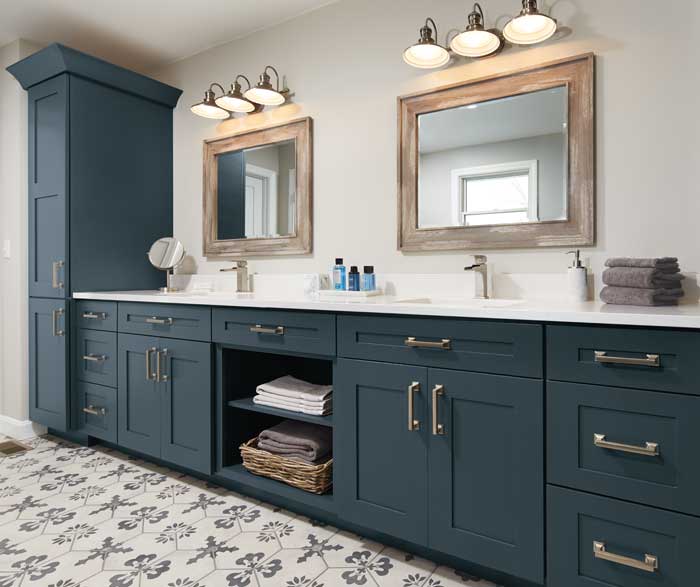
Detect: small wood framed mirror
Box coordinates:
(398, 54, 594, 251)
(203, 117, 312, 257)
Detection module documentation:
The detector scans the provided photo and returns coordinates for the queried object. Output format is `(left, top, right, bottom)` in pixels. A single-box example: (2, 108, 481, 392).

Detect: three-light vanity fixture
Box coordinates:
(403, 0, 559, 68)
(190, 65, 290, 119)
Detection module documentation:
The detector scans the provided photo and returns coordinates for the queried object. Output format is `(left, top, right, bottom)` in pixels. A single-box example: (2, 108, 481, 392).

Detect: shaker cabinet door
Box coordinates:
(28, 298, 69, 430)
(335, 359, 429, 545)
(427, 369, 544, 584)
(117, 334, 160, 458)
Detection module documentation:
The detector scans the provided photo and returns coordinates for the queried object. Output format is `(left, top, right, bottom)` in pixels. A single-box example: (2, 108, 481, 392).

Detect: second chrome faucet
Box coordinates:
(464, 255, 488, 299)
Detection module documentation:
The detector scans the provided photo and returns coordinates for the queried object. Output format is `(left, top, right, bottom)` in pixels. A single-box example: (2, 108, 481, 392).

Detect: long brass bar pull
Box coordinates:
(145, 348, 156, 381)
(593, 434, 659, 457)
(52, 308, 65, 337)
(432, 384, 445, 435)
(82, 311, 107, 320)
(146, 316, 173, 325)
(593, 541, 658, 573)
(156, 349, 169, 383)
(405, 337, 451, 350)
(82, 406, 106, 417)
(51, 260, 64, 289)
(250, 325, 285, 335)
(82, 354, 107, 363)
(594, 351, 660, 367)
(407, 382, 420, 431)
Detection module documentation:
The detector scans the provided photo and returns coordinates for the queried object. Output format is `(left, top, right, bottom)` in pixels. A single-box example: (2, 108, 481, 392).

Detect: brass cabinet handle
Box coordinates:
(145, 347, 157, 381)
(407, 381, 420, 431)
(82, 354, 107, 363)
(82, 405, 106, 417)
(146, 316, 173, 325)
(156, 349, 169, 383)
(82, 311, 107, 320)
(405, 337, 451, 350)
(593, 433, 659, 457)
(593, 541, 658, 573)
(51, 260, 64, 289)
(432, 384, 445, 435)
(52, 308, 65, 337)
(250, 324, 285, 335)
(594, 351, 660, 367)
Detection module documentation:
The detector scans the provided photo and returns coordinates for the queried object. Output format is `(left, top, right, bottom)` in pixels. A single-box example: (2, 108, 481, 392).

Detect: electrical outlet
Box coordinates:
(1, 240, 10, 259)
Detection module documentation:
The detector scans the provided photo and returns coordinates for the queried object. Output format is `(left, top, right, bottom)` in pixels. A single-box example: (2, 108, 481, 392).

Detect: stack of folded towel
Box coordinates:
(257, 420, 332, 464)
(254, 375, 332, 416)
(601, 257, 685, 306)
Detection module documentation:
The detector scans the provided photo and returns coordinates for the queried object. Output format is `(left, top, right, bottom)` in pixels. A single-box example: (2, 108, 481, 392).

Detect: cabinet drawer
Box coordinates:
(118, 303, 211, 341)
(338, 315, 542, 377)
(75, 329, 117, 387)
(75, 300, 117, 331)
(547, 325, 700, 394)
(212, 308, 335, 357)
(548, 486, 699, 587)
(548, 382, 700, 515)
(76, 381, 117, 443)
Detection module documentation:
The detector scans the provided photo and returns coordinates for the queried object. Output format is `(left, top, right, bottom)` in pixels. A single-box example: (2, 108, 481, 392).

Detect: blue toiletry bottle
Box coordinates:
(362, 266, 376, 291)
(348, 266, 360, 291)
(333, 258, 347, 290)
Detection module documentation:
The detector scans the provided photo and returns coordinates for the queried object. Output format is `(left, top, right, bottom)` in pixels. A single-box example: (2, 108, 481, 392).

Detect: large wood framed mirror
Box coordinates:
(203, 117, 312, 257)
(398, 54, 594, 251)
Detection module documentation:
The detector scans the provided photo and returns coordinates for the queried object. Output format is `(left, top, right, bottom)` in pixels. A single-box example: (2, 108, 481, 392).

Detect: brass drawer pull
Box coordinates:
(145, 347, 157, 381)
(82, 405, 106, 417)
(407, 381, 420, 431)
(593, 541, 658, 573)
(594, 433, 659, 457)
(156, 349, 169, 383)
(594, 351, 660, 367)
(51, 260, 64, 289)
(250, 325, 285, 335)
(405, 337, 451, 350)
(432, 384, 445, 435)
(82, 354, 107, 363)
(82, 311, 107, 320)
(52, 308, 65, 337)
(146, 316, 173, 325)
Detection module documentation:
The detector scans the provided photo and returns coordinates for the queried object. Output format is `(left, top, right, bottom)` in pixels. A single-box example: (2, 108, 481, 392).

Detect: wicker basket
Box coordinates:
(240, 437, 333, 495)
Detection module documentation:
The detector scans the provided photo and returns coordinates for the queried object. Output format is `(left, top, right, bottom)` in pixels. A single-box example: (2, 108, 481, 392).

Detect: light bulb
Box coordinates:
(403, 43, 450, 69)
(450, 29, 501, 57)
(244, 87, 285, 106)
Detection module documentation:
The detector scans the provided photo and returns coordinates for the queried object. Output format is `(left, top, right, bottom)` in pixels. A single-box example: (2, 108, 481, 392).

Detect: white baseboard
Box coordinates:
(0, 415, 47, 440)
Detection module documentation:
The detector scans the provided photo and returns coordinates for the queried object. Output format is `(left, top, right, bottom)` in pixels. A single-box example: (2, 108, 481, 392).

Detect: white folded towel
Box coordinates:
(253, 395, 332, 416)
(256, 375, 332, 402)
(256, 390, 332, 410)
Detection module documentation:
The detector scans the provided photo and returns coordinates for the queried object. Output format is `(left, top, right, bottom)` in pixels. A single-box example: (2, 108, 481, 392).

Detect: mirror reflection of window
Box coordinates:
(418, 86, 568, 229)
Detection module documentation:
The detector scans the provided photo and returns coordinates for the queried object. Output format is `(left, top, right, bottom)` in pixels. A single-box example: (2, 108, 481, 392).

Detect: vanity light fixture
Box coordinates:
(403, 17, 450, 69)
(503, 0, 557, 45)
(450, 3, 503, 58)
(244, 66, 288, 106)
(190, 83, 230, 119)
(215, 75, 257, 113)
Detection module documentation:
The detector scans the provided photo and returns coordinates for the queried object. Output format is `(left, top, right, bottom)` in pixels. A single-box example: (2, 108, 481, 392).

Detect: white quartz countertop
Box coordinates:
(72, 290, 700, 329)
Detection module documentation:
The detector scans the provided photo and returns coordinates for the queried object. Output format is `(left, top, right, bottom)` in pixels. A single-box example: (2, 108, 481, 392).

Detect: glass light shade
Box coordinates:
(215, 94, 255, 113)
(190, 101, 229, 119)
(450, 29, 502, 57)
(503, 13, 557, 44)
(403, 42, 450, 69)
(244, 86, 285, 106)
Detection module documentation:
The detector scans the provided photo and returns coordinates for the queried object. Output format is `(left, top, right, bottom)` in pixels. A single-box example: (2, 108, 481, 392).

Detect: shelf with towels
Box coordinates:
(228, 397, 334, 427)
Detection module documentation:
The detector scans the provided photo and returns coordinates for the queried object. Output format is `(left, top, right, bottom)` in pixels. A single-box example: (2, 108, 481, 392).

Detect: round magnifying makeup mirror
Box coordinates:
(147, 237, 185, 293)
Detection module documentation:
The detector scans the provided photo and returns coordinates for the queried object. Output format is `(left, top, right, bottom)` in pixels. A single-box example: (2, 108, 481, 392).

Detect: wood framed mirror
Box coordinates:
(203, 117, 312, 257)
(398, 54, 594, 251)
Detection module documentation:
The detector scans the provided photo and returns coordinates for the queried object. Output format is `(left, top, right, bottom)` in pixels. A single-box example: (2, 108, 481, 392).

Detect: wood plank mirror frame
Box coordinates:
(397, 54, 595, 251)
(203, 117, 312, 258)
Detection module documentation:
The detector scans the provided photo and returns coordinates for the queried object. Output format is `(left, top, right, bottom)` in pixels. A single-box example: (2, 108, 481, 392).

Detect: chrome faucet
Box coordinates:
(220, 260, 250, 293)
(464, 255, 488, 299)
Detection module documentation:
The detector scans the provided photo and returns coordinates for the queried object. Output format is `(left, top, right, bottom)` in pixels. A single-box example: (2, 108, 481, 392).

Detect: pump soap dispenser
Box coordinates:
(566, 250, 588, 302)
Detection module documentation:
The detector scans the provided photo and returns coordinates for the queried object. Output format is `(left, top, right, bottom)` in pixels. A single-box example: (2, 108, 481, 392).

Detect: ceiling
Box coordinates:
(0, 0, 336, 72)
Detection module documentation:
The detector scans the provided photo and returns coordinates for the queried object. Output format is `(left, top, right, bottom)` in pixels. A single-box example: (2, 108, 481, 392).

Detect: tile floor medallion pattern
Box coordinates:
(0, 435, 500, 587)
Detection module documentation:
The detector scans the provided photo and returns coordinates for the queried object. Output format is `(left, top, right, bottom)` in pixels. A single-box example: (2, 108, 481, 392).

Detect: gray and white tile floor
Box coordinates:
(0, 434, 500, 587)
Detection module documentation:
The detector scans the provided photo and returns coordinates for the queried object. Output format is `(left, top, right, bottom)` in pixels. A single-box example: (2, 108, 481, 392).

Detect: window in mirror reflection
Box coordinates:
(217, 139, 296, 240)
(418, 86, 568, 229)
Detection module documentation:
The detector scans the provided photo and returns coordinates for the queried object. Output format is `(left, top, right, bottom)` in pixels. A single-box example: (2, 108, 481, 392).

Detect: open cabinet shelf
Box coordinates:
(228, 397, 333, 427)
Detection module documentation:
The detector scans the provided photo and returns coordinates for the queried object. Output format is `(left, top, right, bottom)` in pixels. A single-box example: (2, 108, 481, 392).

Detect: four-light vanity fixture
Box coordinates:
(403, 0, 559, 68)
(191, 65, 290, 119)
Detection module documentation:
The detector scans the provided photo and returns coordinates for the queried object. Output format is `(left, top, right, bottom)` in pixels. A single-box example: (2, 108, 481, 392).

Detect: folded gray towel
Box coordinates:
(605, 257, 678, 269)
(258, 420, 332, 463)
(600, 286, 684, 306)
(602, 267, 684, 289)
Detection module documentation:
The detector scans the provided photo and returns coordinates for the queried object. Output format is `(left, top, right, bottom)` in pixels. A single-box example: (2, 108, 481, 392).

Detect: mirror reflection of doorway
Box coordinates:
(244, 164, 278, 238)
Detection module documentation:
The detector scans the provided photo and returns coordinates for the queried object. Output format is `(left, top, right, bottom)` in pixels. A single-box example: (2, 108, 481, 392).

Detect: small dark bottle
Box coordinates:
(348, 266, 360, 291)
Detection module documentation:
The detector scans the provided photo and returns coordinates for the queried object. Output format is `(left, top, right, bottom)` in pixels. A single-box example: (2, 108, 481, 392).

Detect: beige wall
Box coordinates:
(0, 39, 41, 422)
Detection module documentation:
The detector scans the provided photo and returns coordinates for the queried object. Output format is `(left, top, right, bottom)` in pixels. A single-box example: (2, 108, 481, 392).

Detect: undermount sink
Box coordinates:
(393, 297, 522, 308)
